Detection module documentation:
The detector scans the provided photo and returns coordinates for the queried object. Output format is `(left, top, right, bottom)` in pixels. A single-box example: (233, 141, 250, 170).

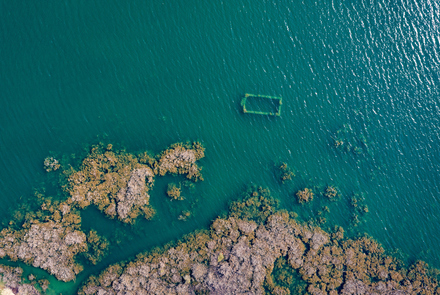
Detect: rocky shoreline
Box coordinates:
(79, 189, 440, 295)
(1, 143, 439, 294)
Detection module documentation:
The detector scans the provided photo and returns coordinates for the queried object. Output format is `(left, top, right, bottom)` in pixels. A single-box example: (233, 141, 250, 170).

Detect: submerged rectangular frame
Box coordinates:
(241, 93, 282, 116)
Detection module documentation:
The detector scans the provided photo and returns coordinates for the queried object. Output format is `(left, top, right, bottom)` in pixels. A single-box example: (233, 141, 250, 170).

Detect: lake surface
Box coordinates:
(1, 0, 440, 293)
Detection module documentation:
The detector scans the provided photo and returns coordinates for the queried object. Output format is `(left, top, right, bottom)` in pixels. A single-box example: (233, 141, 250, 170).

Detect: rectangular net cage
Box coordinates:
(240, 93, 282, 116)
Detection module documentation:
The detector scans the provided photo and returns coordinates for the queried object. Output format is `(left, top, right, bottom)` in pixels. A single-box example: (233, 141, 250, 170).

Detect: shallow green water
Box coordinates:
(1, 0, 440, 293)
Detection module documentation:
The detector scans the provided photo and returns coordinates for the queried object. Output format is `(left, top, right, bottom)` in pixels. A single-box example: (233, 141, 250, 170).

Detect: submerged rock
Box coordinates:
(43, 156, 60, 172)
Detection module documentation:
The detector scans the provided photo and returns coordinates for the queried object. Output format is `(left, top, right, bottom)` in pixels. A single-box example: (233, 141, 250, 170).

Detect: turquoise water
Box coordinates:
(1, 0, 440, 293)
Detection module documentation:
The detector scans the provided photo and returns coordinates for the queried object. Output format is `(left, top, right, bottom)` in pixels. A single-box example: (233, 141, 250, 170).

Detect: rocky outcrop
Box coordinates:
(116, 167, 155, 222)
(66, 144, 155, 223)
(0, 264, 41, 295)
(43, 156, 60, 172)
(79, 191, 440, 295)
(155, 142, 205, 181)
(66, 142, 204, 223)
(0, 218, 87, 282)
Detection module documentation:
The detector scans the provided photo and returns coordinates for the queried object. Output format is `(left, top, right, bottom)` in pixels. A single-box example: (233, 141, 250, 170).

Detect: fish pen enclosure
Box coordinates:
(241, 93, 282, 116)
